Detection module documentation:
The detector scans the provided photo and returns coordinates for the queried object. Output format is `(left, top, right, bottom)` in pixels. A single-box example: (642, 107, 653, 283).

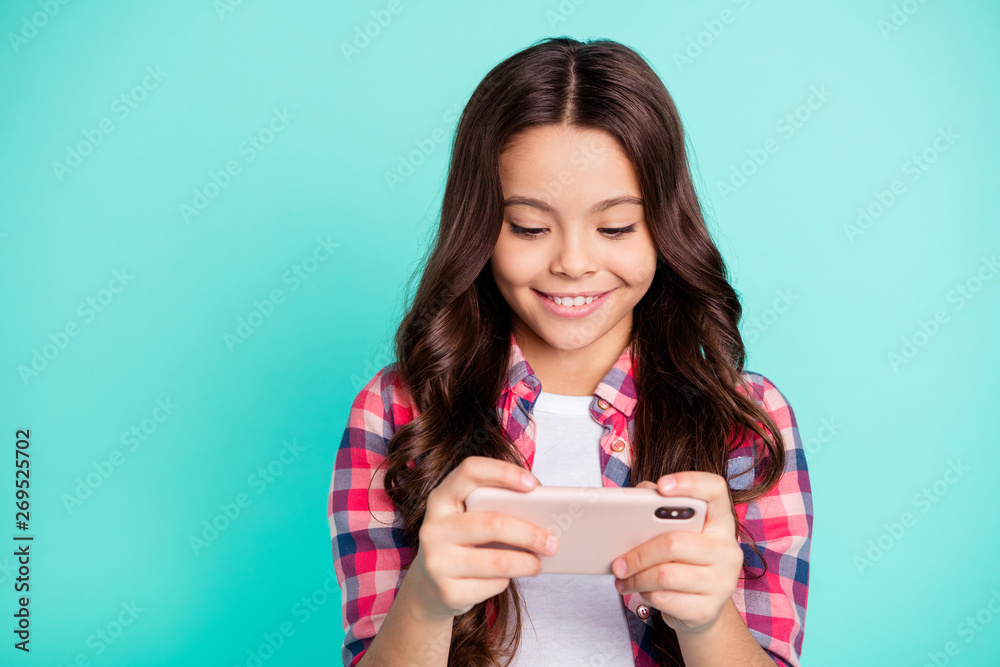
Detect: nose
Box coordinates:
(550, 231, 597, 279)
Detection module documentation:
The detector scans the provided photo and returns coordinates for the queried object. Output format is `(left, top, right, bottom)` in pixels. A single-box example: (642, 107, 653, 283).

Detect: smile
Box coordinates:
(533, 289, 614, 318)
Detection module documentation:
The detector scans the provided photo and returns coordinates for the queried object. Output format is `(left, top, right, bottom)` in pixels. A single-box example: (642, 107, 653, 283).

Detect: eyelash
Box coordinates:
(509, 223, 637, 240)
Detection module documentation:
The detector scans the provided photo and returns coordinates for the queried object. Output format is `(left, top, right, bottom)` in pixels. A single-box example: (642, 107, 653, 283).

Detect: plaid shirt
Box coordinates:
(329, 332, 812, 667)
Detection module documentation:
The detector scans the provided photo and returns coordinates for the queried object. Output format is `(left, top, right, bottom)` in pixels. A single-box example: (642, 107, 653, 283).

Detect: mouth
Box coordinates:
(532, 288, 615, 318)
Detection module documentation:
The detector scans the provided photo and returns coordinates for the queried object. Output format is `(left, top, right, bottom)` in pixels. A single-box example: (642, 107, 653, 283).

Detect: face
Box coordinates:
(490, 123, 658, 361)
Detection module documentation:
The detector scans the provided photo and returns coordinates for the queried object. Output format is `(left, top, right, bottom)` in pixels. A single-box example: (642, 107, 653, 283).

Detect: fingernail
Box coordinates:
(522, 472, 537, 488)
(661, 476, 676, 492)
(613, 558, 627, 578)
(615, 580, 624, 593)
(546, 534, 558, 553)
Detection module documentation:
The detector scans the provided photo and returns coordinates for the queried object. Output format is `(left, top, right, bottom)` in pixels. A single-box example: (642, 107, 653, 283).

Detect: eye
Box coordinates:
(507, 222, 638, 239)
(600, 224, 637, 239)
(509, 223, 546, 238)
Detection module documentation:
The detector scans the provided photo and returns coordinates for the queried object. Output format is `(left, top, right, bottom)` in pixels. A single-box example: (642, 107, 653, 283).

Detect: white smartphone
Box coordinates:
(463, 485, 707, 575)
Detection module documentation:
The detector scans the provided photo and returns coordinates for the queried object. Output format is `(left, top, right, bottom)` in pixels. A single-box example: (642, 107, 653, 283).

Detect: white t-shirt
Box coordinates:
(506, 390, 636, 666)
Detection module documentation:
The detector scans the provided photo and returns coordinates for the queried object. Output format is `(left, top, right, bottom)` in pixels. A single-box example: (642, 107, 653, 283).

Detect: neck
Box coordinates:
(513, 316, 631, 396)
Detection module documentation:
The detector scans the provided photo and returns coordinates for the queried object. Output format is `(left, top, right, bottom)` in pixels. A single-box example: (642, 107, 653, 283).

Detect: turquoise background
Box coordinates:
(1, 1, 998, 665)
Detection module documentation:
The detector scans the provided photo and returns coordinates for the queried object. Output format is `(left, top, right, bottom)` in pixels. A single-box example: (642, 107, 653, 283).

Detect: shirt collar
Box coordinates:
(504, 331, 637, 418)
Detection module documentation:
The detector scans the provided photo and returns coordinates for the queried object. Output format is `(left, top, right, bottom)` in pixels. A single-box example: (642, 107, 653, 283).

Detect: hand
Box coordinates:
(611, 472, 744, 635)
(409, 456, 559, 622)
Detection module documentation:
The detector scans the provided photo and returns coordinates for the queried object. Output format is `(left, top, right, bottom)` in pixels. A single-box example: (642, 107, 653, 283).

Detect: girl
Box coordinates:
(329, 37, 812, 667)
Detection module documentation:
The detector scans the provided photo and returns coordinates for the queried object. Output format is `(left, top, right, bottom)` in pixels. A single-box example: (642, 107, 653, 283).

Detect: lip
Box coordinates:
(538, 289, 609, 298)
(533, 288, 614, 319)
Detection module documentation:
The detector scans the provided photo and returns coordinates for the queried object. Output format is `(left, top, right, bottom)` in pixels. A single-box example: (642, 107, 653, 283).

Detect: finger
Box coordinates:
(426, 456, 538, 522)
(450, 511, 558, 556)
(653, 471, 734, 537)
(640, 590, 716, 630)
(613, 531, 713, 581)
(453, 546, 544, 579)
(616, 562, 714, 596)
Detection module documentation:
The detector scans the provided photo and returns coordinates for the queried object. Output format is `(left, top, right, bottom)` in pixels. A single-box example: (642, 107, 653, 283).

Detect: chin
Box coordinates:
(537, 324, 603, 351)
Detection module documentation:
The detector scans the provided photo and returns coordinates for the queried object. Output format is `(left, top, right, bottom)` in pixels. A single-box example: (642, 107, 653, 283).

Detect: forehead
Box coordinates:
(499, 124, 640, 205)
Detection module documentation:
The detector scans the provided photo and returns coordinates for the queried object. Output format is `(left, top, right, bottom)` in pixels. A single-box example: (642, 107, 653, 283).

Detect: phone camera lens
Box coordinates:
(655, 506, 694, 520)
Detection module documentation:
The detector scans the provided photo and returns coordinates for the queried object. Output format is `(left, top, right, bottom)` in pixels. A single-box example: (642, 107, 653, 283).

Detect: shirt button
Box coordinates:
(636, 604, 650, 619)
(597, 398, 611, 410)
(610, 438, 626, 452)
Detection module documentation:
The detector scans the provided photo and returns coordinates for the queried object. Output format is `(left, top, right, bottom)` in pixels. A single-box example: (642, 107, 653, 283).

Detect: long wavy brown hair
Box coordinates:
(379, 36, 786, 666)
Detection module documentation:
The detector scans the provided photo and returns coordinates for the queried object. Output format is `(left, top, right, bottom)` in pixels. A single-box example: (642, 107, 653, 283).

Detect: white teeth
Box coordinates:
(546, 294, 597, 306)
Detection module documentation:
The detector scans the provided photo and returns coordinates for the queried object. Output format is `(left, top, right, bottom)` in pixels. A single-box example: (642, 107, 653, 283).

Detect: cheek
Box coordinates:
(615, 256, 657, 291)
(492, 244, 538, 289)
(631, 249, 659, 289)
(490, 251, 527, 297)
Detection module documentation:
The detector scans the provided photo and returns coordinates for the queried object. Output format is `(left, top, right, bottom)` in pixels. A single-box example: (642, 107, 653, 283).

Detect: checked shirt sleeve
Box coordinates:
(328, 367, 416, 667)
(731, 373, 813, 667)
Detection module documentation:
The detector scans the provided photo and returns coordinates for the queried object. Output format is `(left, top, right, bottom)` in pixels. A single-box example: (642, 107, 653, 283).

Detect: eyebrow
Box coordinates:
(503, 195, 644, 215)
